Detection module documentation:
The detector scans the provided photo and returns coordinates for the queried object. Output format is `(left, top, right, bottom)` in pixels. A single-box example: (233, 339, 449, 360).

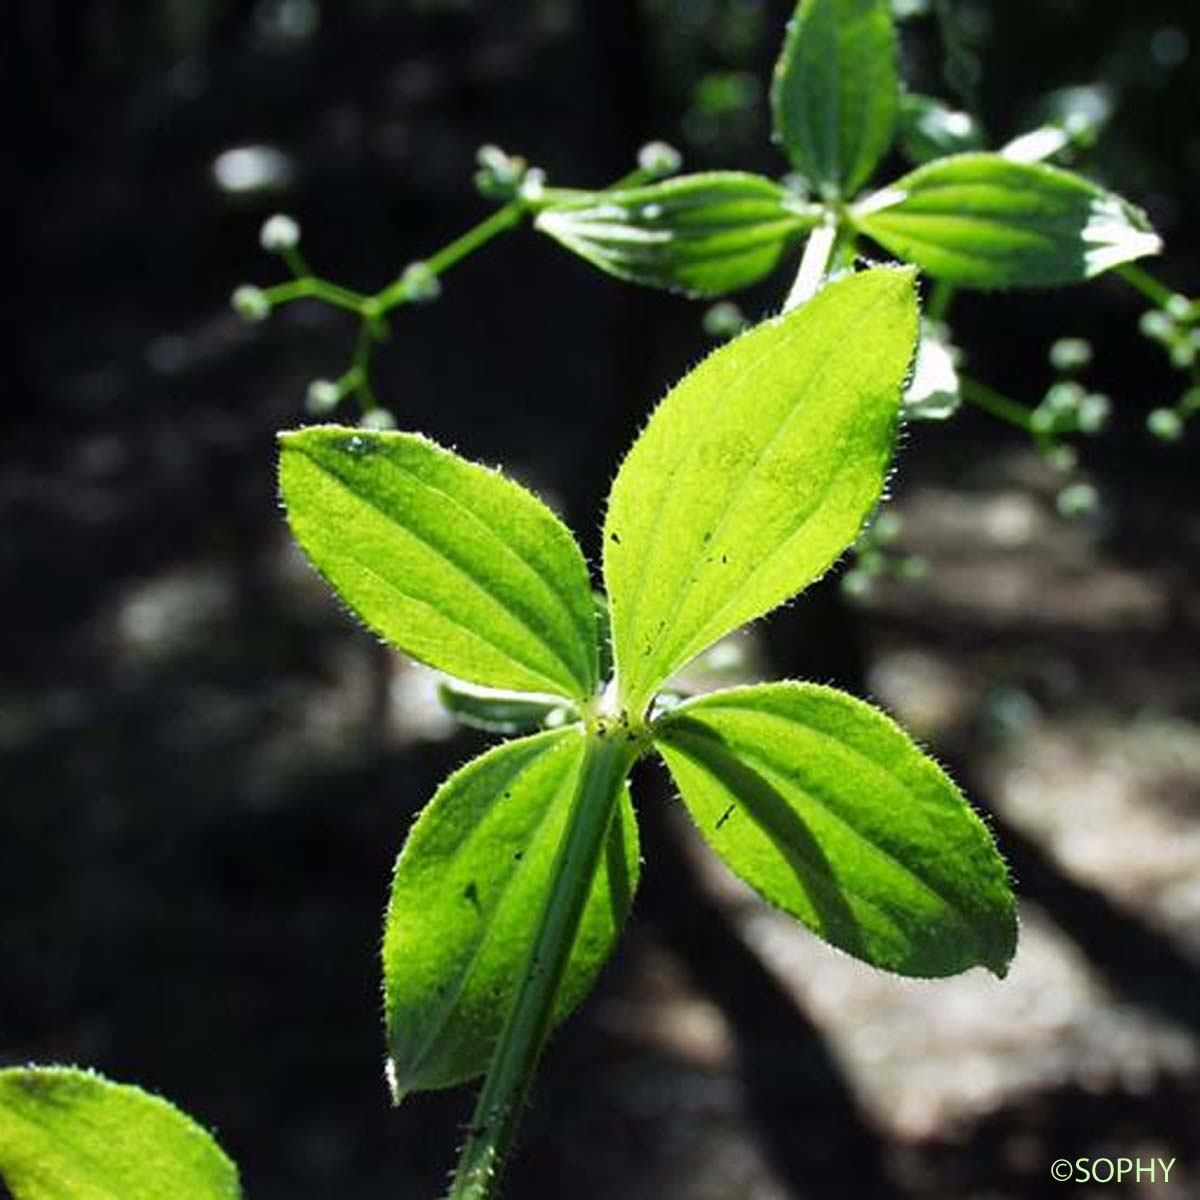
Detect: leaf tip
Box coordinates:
(978, 887, 1020, 979)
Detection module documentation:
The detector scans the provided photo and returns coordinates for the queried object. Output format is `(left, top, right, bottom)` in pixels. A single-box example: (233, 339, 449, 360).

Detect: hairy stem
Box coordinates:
(446, 728, 642, 1200)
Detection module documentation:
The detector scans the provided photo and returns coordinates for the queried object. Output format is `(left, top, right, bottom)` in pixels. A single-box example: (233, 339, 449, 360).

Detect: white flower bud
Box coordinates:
(637, 140, 682, 178)
(306, 378, 341, 413)
(260, 213, 301, 253)
(1147, 408, 1184, 442)
(401, 262, 441, 303)
(231, 284, 270, 322)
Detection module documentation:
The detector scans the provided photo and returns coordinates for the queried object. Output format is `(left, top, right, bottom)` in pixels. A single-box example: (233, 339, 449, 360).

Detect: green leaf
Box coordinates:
(279, 428, 598, 702)
(654, 683, 1017, 977)
(535, 173, 813, 297)
(897, 93, 983, 164)
(771, 0, 899, 196)
(853, 153, 1162, 288)
(384, 728, 639, 1097)
(437, 678, 574, 736)
(604, 267, 919, 718)
(0, 1067, 240, 1200)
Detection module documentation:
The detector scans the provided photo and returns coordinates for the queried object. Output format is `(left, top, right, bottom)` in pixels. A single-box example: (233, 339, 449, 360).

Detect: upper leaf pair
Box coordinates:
(279, 267, 917, 723)
(771, 0, 1159, 287)
(533, 0, 1159, 298)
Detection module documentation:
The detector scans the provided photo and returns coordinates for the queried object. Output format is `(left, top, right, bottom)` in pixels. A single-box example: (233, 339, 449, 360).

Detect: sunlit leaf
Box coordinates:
(279, 428, 598, 701)
(853, 153, 1161, 287)
(0, 1067, 240, 1200)
(654, 683, 1017, 977)
(604, 267, 919, 717)
(384, 729, 639, 1097)
(535, 173, 813, 297)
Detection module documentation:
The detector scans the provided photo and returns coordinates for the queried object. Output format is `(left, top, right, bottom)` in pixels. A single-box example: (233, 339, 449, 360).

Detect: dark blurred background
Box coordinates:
(3, 1, 1200, 1196)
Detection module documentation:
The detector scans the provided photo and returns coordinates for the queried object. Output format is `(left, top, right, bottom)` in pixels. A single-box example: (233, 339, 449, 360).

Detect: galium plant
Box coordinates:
(1, 269, 1016, 1198)
(3, 0, 1191, 1196)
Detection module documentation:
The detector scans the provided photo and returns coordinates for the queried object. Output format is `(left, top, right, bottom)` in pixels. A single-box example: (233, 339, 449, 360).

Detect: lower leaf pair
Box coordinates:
(385, 680, 1016, 1096)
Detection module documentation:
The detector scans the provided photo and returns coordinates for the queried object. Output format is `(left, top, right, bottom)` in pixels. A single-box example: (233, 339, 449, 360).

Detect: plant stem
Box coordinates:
(263, 276, 370, 314)
(784, 215, 838, 312)
(446, 729, 642, 1200)
(376, 201, 527, 310)
(927, 280, 956, 323)
(1117, 264, 1174, 309)
(959, 374, 1035, 433)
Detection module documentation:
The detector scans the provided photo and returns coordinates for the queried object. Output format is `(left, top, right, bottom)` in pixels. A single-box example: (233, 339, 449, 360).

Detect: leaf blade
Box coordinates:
(771, 0, 899, 196)
(604, 267, 919, 717)
(0, 1067, 240, 1200)
(279, 428, 598, 701)
(535, 172, 812, 297)
(384, 729, 639, 1096)
(853, 153, 1161, 288)
(654, 682, 1017, 978)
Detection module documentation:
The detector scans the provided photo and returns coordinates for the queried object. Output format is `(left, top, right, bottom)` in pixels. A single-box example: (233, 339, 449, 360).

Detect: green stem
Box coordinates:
(281, 245, 313, 280)
(784, 215, 838, 312)
(446, 728, 642, 1200)
(960, 374, 1035, 433)
(263, 276, 370, 314)
(376, 202, 527, 309)
(927, 280, 956, 323)
(1118, 264, 1174, 309)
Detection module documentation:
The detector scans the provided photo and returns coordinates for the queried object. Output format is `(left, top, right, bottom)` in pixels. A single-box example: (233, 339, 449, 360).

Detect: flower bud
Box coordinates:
(231, 284, 270, 322)
(260, 213, 301, 253)
(1147, 408, 1184, 442)
(1165, 294, 1193, 322)
(518, 168, 546, 203)
(305, 378, 341, 413)
(637, 140, 682, 178)
(1056, 482, 1099, 518)
(401, 262, 441, 303)
(1049, 337, 1092, 373)
(1139, 311, 1172, 342)
(1077, 392, 1110, 434)
(702, 301, 748, 341)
